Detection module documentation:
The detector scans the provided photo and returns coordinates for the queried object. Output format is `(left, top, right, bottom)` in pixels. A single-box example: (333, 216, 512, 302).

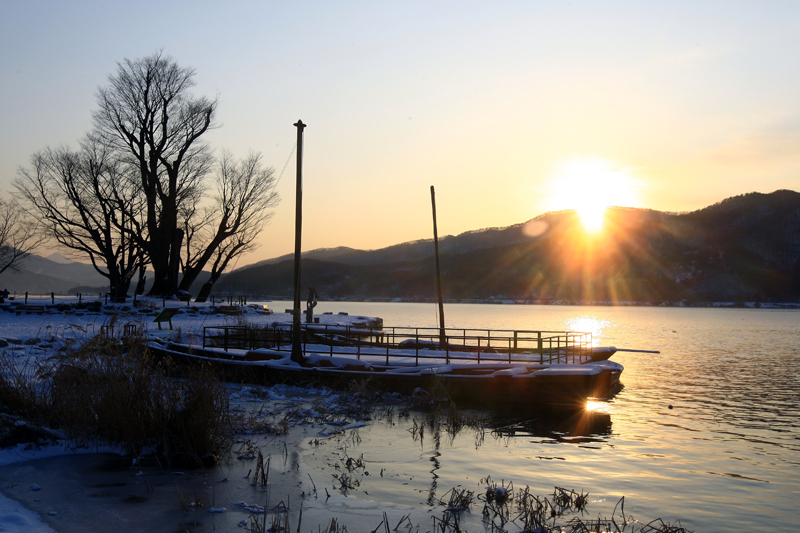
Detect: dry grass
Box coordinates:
(0, 328, 232, 468)
(0, 353, 45, 418)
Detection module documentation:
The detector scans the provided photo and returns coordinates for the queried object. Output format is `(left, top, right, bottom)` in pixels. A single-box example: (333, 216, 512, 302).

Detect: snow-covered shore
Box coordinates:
(0, 385, 428, 533)
(0, 296, 413, 532)
(0, 295, 380, 341)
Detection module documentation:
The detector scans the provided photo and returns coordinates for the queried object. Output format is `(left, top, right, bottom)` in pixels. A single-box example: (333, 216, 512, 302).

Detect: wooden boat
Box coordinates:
(200, 322, 626, 364)
(148, 335, 625, 408)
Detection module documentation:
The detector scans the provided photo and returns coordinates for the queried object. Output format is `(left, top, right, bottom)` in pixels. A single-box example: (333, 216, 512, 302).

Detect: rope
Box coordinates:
(275, 142, 297, 187)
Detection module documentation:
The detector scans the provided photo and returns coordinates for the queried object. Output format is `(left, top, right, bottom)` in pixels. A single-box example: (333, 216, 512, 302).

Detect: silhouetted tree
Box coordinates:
(15, 139, 147, 299)
(17, 51, 279, 299)
(0, 199, 45, 275)
(92, 51, 217, 297)
(178, 151, 279, 294)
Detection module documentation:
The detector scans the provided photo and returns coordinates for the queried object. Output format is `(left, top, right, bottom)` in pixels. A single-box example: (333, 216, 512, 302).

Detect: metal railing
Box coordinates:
(202, 324, 594, 365)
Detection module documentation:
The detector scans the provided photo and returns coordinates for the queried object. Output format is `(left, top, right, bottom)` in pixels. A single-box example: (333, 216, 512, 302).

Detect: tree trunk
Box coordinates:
(169, 228, 184, 293)
(194, 280, 215, 303)
(147, 227, 184, 297)
(108, 269, 131, 302)
(135, 265, 147, 295)
(177, 263, 203, 294)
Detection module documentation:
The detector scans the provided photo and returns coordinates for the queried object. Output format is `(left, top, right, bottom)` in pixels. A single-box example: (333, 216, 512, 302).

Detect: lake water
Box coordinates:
(269, 301, 800, 532)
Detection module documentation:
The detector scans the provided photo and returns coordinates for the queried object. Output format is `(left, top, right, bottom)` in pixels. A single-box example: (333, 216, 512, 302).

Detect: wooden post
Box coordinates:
(291, 120, 307, 364)
(430, 186, 447, 359)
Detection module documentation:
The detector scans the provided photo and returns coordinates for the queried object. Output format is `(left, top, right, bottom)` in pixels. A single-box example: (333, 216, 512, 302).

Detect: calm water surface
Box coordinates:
(270, 301, 800, 531)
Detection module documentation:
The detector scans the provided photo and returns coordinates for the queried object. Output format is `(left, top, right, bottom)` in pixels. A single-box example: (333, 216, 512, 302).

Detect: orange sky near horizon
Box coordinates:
(1, 2, 798, 268)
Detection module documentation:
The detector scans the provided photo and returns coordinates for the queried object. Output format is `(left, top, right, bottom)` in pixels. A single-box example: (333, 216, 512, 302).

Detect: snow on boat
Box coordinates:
(149, 324, 628, 408)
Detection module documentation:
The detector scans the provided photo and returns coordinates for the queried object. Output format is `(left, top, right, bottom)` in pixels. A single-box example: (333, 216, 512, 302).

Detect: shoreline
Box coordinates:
(318, 298, 800, 309)
(0, 387, 366, 532)
(0, 387, 469, 533)
(3, 293, 799, 310)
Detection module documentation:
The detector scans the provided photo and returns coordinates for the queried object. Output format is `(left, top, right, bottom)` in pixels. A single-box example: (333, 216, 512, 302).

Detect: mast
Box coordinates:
(291, 120, 306, 363)
(430, 186, 447, 352)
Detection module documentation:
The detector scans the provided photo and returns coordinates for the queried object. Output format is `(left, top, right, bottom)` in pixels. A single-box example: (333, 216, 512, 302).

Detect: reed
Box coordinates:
(0, 328, 233, 467)
(473, 481, 696, 533)
(0, 351, 45, 419)
(176, 483, 207, 511)
(253, 448, 271, 486)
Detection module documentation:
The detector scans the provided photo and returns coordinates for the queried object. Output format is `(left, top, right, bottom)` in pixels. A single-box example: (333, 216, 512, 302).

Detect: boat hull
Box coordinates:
(149, 342, 622, 408)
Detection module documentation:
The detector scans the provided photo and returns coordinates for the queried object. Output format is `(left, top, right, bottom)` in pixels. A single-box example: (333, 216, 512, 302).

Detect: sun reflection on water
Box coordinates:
(585, 400, 612, 414)
(565, 316, 612, 346)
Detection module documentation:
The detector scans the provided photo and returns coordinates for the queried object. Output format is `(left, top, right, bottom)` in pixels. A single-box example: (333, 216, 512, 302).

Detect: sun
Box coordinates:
(545, 158, 639, 232)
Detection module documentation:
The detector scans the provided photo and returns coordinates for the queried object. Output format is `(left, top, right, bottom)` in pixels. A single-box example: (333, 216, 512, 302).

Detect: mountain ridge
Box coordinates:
(5, 190, 798, 302)
(216, 190, 800, 303)
(0, 254, 107, 295)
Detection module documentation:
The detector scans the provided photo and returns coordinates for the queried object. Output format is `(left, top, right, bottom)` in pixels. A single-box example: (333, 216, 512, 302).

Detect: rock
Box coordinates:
(31, 484, 41, 491)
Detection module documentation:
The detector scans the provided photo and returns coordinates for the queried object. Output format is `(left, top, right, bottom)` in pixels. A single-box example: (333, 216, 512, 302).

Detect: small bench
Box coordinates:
(153, 308, 180, 330)
(15, 305, 46, 315)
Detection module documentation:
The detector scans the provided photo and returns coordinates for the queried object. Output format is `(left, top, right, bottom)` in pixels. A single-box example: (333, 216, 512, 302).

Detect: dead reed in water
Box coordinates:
(408, 403, 489, 449)
(474, 480, 694, 533)
(253, 448, 271, 486)
(176, 483, 207, 511)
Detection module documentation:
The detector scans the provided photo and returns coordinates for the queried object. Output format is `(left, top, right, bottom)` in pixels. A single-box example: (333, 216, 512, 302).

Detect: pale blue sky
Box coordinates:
(2, 1, 799, 264)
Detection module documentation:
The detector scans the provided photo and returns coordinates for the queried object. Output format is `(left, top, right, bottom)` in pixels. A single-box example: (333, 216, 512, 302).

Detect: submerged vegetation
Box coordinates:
(234, 479, 694, 533)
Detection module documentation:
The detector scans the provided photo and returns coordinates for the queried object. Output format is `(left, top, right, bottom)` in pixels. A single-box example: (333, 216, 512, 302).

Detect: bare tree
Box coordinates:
(15, 139, 146, 299)
(18, 52, 278, 299)
(0, 199, 45, 275)
(92, 50, 216, 296)
(178, 151, 279, 295)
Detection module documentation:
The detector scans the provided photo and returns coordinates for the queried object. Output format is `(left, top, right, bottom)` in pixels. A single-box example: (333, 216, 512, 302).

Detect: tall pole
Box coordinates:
(430, 186, 447, 353)
(291, 120, 306, 363)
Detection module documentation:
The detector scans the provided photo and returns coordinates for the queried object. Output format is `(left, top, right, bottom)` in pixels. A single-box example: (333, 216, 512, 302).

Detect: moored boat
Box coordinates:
(148, 323, 628, 408)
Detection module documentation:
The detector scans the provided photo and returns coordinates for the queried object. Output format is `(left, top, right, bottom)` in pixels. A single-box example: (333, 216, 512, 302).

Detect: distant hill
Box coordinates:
(215, 190, 800, 303)
(0, 254, 107, 295)
(247, 223, 539, 268)
(44, 252, 78, 264)
(0, 252, 212, 296)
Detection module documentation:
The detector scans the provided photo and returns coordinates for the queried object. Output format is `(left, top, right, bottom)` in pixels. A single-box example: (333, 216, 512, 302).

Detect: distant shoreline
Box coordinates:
(243, 296, 800, 309)
(3, 293, 799, 310)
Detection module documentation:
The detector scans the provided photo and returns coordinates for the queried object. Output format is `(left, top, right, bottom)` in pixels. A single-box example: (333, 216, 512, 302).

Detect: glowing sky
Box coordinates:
(1, 1, 798, 266)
